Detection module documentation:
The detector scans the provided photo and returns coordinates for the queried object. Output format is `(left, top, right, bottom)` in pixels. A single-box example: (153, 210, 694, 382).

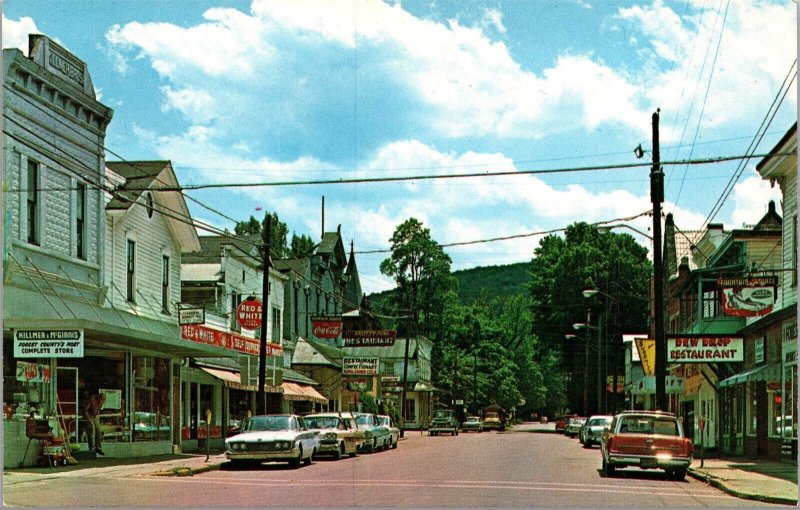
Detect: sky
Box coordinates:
(3, 0, 797, 295)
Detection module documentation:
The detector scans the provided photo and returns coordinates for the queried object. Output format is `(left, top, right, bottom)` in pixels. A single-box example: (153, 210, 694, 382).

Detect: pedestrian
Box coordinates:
(84, 392, 106, 456)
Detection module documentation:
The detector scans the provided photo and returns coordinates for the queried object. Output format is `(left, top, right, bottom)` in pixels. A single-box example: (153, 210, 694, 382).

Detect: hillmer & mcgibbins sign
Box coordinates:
(13, 329, 84, 357)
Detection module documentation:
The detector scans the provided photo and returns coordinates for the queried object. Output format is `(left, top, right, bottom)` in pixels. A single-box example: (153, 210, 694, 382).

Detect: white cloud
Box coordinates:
(481, 8, 507, 34)
(731, 174, 783, 227)
(2, 15, 40, 54)
(160, 86, 216, 124)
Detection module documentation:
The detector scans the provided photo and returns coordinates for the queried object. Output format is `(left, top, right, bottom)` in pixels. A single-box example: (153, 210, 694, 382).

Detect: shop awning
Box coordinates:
(199, 367, 282, 393)
(413, 382, 437, 392)
(281, 382, 328, 404)
(719, 362, 781, 388)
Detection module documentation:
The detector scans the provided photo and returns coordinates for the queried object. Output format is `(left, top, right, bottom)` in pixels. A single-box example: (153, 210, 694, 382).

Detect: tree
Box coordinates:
(290, 233, 316, 258)
(234, 212, 290, 259)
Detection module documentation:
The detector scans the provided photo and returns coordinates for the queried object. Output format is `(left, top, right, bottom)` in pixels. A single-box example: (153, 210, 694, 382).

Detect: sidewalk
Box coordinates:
(688, 457, 798, 506)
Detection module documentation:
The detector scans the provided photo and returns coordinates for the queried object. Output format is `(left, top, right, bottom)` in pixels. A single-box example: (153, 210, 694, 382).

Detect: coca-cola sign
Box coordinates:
(311, 316, 342, 339)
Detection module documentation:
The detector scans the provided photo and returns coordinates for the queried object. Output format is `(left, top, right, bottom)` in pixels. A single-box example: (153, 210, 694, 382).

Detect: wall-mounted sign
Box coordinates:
(178, 307, 205, 325)
(634, 338, 655, 376)
(236, 299, 263, 330)
(345, 377, 369, 391)
(381, 376, 401, 387)
(718, 276, 778, 318)
(312, 316, 342, 339)
(13, 329, 84, 358)
(631, 375, 685, 395)
(343, 329, 397, 347)
(16, 361, 51, 383)
(342, 357, 379, 375)
(667, 336, 743, 362)
(755, 337, 765, 364)
(181, 324, 282, 357)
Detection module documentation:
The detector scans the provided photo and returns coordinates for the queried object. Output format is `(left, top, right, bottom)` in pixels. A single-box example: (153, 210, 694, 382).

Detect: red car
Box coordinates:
(600, 411, 693, 480)
(555, 414, 577, 433)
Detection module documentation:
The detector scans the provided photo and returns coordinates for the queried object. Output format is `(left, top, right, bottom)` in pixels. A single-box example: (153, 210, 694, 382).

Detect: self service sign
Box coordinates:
(13, 329, 84, 358)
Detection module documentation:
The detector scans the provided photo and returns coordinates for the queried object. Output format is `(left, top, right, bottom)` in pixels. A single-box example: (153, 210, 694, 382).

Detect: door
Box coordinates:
(756, 381, 768, 457)
(55, 367, 79, 444)
(190, 382, 199, 439)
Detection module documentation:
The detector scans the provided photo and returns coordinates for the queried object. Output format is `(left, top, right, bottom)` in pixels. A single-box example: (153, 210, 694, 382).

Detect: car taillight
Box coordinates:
(685, 438, 694, 457)
(606, 436, 616, 453)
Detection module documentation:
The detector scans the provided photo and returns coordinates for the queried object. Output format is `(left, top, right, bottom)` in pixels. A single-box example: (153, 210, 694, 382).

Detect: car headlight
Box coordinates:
(324, 432, 337, 440)
(240, 443, 247, 450)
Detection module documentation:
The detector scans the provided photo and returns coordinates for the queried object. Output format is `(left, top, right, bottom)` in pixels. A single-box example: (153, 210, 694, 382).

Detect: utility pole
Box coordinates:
(257, 214, 272, 415)
(399, 286, 414, 438)
(651, 109, 667, 411)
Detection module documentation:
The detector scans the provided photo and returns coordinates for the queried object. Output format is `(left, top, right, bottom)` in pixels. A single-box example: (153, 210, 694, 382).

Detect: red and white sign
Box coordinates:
(236, 299, 263, 330)
(343, 329, 397, 347)
(311, 316, 342, 339)
(718, 276, 777, 318)
(667, 336, 743, 363)
(181, 324, 282, 357)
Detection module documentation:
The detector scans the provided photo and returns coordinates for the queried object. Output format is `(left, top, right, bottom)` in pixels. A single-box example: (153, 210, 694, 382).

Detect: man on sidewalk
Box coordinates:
(84, 392, 106, 456)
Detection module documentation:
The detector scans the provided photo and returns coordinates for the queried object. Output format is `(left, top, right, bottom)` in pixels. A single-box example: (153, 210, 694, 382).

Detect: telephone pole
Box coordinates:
(257, 214, 272, 415)
(651, 109, 667, 411)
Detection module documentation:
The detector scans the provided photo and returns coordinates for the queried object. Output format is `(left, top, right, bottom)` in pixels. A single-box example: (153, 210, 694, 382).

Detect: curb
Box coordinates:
(687, 468, 798, 506)
(150, 463, 222, 477)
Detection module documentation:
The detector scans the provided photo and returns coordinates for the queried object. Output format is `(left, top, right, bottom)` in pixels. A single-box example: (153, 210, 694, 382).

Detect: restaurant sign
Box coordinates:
(181, 324, 283, 357)
(311, 316, 342, 339)
(667, 336, 743, 363)
(718, 276, 778, 318)
(342, 357, 379, 376)
(13, 329, 84, 358)
(343, 329, 397, 347)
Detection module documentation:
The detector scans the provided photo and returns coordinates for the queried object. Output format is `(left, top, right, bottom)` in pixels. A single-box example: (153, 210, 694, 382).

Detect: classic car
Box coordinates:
(225, 414, 319, 468)
(376, 415, 400, 449)
(565, 417, 586, 437)
(482, 411, 504, 431)
(579, 415, 613, 447)
(600, 411, 694, 480)
(555, 414, 576, 433)
(430, 409, 459, 436)
(304, 412, 364, 459)
(352, 412, 391, 452)
(461, 415, 483, 433)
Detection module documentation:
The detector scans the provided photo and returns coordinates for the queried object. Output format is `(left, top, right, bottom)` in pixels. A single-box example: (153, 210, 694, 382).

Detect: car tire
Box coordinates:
(392, 437, 398, 449)
(602, 457, 616, 477)
(290, 447, 303, 468)
(334, 443, 343, 460)
(671, 468, 687, 481)
(304, 448, 314, 465)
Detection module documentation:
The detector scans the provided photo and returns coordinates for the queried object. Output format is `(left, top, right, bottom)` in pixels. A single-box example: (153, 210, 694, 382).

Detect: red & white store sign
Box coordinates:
(181, 324, 282, 356)
(236, 299, 263, 330)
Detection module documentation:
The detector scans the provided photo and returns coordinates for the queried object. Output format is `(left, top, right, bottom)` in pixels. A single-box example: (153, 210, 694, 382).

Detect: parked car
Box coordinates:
(430, 409, 460, 436)
(376, 415, 400, 449)
(600, 411, 694, 480)
(555, 414, 576, 433)
(304, 412, 364, 459)
(579, 415, 613, 448)
(352, 412, 391, 452)
(482, 405, 506, 431)
(565, 417, 586, 437)
(225, 414, 319, 468)
(461, 416, 484, 433)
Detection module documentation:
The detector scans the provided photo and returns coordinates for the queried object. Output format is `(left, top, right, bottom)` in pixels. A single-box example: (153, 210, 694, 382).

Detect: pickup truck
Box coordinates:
(600, 411, 693, 480)
(429, 409, 459, 436)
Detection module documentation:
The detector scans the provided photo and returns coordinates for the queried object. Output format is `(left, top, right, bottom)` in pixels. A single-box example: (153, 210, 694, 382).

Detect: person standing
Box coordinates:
(84, 392, 106, 456)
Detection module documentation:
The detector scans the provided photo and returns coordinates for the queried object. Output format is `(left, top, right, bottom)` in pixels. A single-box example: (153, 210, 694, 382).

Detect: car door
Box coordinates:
(296, 417, 314, 453)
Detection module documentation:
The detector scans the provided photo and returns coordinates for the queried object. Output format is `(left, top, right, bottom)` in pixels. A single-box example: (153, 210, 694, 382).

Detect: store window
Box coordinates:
(769, 390, 784, 437)
(27, 160, 40, 245)
(132, 356, 170, 441)
(2, 340, 50, 421)
(786, 364, 798, 439)
(748, 383, 757, 435)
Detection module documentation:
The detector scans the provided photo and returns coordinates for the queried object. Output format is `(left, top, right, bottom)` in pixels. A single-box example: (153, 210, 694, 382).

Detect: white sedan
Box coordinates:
(225, 414, 319, 468)
(376, 415, 400, 449)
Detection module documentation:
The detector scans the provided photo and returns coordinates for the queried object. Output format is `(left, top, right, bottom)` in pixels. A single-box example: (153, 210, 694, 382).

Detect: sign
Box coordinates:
(755, 337, 765, 364)
(381, 376, 401, 386)
(631, 375, 685, 395)
(311, 316, 342, 339)
(181, 324, 283, 357)
(178, 307, 205, 325)
(718, 276, 777, 318)
(345, 377, 369, 391)
(16, 361, 51, 383)
(342, 357, 379, 376)
(13, 329, 84, 358)
(606, 383, 625, 393)
(343, 329, 397, 347)
(635, 338, 655, 376)
(667, 336, 743, 362)
(236, 299, 263, 330)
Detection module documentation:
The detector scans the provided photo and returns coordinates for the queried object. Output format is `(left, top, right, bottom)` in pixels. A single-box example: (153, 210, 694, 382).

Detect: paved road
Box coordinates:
(3, 428, 792, 507)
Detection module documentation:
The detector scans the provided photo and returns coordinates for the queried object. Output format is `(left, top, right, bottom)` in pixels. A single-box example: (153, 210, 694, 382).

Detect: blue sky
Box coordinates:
(3, 0, 797, 294)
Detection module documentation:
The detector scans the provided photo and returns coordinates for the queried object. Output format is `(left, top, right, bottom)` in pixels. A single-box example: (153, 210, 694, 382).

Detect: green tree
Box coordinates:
(290, 233, 316, 258)
(234, 212, 290, 259)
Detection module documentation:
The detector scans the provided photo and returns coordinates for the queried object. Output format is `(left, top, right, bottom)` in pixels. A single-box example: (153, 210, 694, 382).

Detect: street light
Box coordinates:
(565, 333, 589, 417)
(574, 313, 602, 415)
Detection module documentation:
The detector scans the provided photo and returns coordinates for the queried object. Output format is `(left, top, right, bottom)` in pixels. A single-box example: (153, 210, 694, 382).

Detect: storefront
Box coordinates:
(781, 319, 797, 459)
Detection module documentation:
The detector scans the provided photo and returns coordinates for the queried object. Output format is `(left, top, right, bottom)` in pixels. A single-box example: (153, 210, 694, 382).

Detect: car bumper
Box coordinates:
(317, 441, 341, 453)
(607, 453, 692, 469)
(226, 448, 299, 462)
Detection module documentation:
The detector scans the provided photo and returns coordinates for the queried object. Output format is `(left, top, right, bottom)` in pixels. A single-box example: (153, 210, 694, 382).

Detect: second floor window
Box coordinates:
(126, 240, 136, 303)
(271, 307, 281, 342)
(27, 160, 39, 245)
(76, 183, 86, 259)
(161, 255, 170, 313)
(230, 293, 242, 332)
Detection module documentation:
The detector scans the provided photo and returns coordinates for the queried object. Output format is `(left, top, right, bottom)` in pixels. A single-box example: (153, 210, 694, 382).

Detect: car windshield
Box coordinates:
(485, 412, 498, 419)
(589, 417, 611, 426)
(466, 417, 480, 422)
(355, 415, 373, 426)
(618, 416, 680, 436)
(243, 416, 295, 432)
(434, 410, 452, 419)
(305, 417, 340, 429)
(377, 417, 390, 426)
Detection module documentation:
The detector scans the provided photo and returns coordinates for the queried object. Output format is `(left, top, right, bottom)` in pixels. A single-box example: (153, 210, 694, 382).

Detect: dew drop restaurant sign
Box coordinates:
(343, 329, 397, 347)
(667, 335, 743, 362)
(13, 329, 84, 357)
(718, 276, 778, 318)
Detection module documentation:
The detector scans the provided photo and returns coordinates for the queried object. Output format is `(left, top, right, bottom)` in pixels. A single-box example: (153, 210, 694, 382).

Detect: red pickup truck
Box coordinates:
(600, 411, 693, 480)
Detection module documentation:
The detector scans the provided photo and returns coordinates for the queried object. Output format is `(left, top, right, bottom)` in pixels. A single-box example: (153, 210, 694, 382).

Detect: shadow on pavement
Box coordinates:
(727, 462, 798, 483)
(596, 468, 690, 483)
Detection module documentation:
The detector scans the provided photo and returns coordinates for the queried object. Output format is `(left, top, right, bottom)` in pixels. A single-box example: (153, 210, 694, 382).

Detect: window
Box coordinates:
(76, 183, 86, 259)
(126, 240, 136, 303)
(230, 293, 242, 332)
(27, 160, 39, 245)
(145, 192, 154, 219)
(793, 215, 797, 286)
(161, 255, 170, 313)
(702, 289, 719, 318)
(271, 307, 281, 342)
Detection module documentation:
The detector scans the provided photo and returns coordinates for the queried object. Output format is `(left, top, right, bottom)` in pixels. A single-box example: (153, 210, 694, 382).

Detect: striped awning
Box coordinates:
(281, 382, 328, 404)
(199, 367, 282, 393)
(719, 362, 781, 388)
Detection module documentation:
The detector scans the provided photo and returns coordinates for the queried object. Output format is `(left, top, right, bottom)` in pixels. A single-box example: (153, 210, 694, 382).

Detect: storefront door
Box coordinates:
(190, 382, 198, 439)
(55, 367, 79, 444)
(756, 381, 768, 456)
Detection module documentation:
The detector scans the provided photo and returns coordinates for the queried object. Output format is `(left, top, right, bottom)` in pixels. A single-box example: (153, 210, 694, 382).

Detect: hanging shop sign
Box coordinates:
(345, 377, 370, 391)
(178, 306, 205, 325)
(634, 338, 655, 376)
(718, 276, 778, 318)
(342, 357, 379, 376)
(312, 316, 342, 339)
(236, 298, 263, 330)
(181, 324, 282, 357)
(381, 376, 401, 387)
(343, 329, 397, 347)
(13, 329, 84, 358)
(667, 336, 743, 362)
(16, 361, 51, 383)
(631, 375, 685, 395)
